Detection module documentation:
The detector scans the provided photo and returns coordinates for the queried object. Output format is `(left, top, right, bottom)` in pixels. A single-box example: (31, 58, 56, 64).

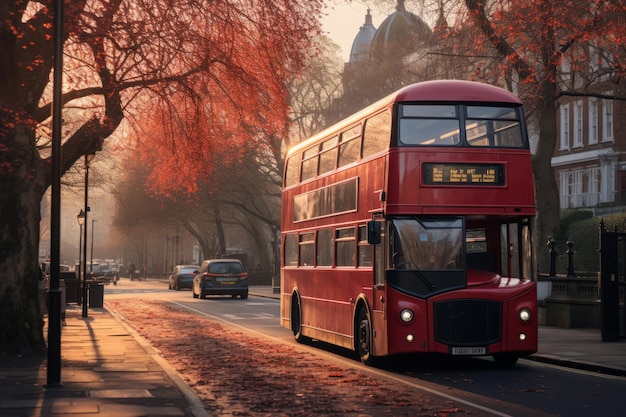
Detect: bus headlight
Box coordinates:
(518, 308, 532, 323)
(400, 308, 414, 323)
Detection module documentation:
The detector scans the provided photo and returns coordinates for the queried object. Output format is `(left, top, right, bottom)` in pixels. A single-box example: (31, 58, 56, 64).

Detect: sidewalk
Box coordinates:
(0, 304, 210, 417)
(1, 286, 624, 417)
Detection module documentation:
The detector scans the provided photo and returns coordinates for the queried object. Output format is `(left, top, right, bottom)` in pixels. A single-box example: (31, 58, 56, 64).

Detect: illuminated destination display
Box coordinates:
(423, 163, 505, 185)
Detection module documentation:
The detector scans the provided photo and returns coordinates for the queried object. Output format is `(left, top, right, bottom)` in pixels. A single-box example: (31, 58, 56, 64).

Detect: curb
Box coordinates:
(106, 306, 213, 417)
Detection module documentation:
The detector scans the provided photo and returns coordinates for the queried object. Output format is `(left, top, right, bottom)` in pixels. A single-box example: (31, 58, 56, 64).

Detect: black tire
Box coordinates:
(241, 293, 248, 300)
(356, 307, 376, 365)
(291, 294, 309, 343)
(493, 353, 519, 367)
(174, 282, 180, 291)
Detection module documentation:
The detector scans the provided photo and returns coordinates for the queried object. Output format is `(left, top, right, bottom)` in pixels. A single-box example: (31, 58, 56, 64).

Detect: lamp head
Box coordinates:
(77, 209, 86, 226)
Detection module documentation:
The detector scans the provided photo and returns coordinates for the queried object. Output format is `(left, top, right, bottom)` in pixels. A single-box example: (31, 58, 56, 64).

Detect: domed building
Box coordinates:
(369, 0, 432, 62)
(331, 1, 441, 124)
(349, 9, 377, 63)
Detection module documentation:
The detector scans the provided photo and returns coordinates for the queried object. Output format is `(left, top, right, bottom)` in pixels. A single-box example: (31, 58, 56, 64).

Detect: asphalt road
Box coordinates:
(105, 278, 626, 416)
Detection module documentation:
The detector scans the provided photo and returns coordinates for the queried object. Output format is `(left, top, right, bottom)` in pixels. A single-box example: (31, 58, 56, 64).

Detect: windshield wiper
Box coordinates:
(398, 261, 436, 290)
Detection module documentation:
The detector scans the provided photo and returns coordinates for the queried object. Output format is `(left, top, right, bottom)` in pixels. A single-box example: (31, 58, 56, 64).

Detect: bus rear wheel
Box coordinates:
(291, 294, 309, 343)
(356, 307, 375, 365)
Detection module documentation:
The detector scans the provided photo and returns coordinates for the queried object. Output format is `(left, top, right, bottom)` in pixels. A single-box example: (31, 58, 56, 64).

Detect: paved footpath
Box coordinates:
(0, 304, 210, 417)
(1, 286, 625, 417)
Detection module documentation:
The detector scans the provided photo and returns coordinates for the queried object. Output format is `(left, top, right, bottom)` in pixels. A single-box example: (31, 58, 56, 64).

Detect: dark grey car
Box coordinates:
(192, 259, 248, 299)
(168, 265, 200, 290)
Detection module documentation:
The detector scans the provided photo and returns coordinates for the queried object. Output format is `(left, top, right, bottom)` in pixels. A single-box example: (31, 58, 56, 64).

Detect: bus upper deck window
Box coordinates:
(465, 106, 524, 148)
(399, 104, 460, 146)
(284, 153, 302, 187)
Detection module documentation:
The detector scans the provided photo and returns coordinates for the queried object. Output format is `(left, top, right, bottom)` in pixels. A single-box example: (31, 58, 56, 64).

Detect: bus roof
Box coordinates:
(287, 80, 522, 156)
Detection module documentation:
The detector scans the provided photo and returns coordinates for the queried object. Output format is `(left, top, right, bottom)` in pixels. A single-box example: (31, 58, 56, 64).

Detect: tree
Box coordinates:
(441, 0, 626, 263)
(0, 0, 322, 354)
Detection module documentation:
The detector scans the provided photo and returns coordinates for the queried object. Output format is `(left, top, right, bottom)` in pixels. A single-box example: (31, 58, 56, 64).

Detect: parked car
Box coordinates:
(168, 264, 199, 290)
(192, 259, 248, 299)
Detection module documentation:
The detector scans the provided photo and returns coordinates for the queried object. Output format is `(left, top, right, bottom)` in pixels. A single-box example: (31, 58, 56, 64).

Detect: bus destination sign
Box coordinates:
(423, 163, 505, 185)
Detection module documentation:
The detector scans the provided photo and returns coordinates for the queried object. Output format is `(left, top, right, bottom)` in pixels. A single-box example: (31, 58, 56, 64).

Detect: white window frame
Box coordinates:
(602, 98, 613, 142)
(559, 104, 570, 150)
(588, 98, 598, 145)
(573, 100, 583, 148)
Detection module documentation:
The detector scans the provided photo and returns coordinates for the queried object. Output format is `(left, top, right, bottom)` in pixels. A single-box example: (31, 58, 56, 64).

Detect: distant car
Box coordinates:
(105, 259, 121, 283)
(86, 263, 107, 283)
(168, 264, 199, 290)
(192, 259, 248, 299)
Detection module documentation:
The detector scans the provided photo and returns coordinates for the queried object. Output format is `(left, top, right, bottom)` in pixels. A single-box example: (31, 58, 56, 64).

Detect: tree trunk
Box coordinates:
(214, 206, 227, 258)
(0, 127, 47, 355)
(532, 84, 561, 270)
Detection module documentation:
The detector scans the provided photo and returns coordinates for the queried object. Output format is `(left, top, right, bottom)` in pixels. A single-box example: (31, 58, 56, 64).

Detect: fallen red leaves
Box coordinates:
(107, 299, 472, 416)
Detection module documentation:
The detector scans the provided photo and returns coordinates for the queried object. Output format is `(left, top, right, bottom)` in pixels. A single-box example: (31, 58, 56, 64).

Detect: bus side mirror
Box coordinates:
(367, 221, 381, 244)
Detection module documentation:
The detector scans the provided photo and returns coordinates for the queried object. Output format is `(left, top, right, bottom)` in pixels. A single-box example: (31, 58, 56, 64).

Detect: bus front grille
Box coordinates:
(434, 300, 502, 345)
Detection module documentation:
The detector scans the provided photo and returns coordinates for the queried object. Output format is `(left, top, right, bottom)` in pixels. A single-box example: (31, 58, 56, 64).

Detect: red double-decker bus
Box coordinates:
(280, 80, 537, 366)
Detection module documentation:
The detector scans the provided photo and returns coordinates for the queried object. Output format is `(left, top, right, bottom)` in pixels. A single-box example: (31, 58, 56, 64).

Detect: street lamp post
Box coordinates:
(77, 210, 85, 305)
(82, 153, 95, 318)
(90, 219, 97, 272)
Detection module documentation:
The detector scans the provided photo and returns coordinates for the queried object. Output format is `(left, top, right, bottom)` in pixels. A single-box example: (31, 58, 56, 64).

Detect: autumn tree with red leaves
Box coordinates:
(434, 0, 626, 263)
(0, 0, 322, 355)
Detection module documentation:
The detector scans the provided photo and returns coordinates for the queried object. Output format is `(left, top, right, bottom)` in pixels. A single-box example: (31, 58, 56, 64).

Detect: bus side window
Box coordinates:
(336, 227, 356, 266)
(319, 136, 338, 175)
(284, 233, 299, 266)
(363, 111, 391, 158)
(358, 225, 372, 267)
(301, 146, 318, 182)
(338, 124, 361, 167)
(317, 228, 334, 266)
(284, 153, 301, 187)
(299, 233, 315, 266)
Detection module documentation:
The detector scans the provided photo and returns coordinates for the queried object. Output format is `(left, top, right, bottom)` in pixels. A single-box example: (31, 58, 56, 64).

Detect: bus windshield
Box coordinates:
(391, 218, 463, 271)
(398, 104, 524, 147)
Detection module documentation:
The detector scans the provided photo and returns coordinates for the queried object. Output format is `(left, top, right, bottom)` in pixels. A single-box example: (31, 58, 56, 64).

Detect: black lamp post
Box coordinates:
(82, 153, 94, 318)
(90, 219, 97, 272)
(77, 210, 85, 290)
(46, 0, 64, 387)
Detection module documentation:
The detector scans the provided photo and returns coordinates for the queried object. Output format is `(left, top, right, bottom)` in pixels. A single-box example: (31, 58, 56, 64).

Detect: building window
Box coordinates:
(603, 98, 613, 142)
(573, 101, 583, 148)
(559, 104, 569, 150)
(588, 98, 598, 145)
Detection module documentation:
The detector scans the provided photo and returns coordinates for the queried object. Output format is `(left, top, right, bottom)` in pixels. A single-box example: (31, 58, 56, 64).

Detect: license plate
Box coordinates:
(451, 347, 486, 355)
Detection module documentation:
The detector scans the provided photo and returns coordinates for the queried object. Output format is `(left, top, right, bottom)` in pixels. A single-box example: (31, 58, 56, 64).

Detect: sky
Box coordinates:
(321, 2, 389, 62)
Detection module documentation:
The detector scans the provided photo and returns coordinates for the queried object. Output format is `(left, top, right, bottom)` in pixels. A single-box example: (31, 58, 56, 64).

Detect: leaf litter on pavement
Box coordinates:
(107, 299, 474, 416)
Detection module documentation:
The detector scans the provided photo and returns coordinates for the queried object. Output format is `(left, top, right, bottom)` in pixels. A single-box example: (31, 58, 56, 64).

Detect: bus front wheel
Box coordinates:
(356, 307, 375, 365)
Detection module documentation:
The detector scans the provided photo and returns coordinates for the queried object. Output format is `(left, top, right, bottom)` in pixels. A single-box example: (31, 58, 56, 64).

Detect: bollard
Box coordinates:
(547, 237, 557, 276)
(566, 241, 575, 277)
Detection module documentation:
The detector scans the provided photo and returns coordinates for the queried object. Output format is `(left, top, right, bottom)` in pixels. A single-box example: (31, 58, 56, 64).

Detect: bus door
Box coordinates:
(369, 219, 387, 356)
(372, 220, 386, 313)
